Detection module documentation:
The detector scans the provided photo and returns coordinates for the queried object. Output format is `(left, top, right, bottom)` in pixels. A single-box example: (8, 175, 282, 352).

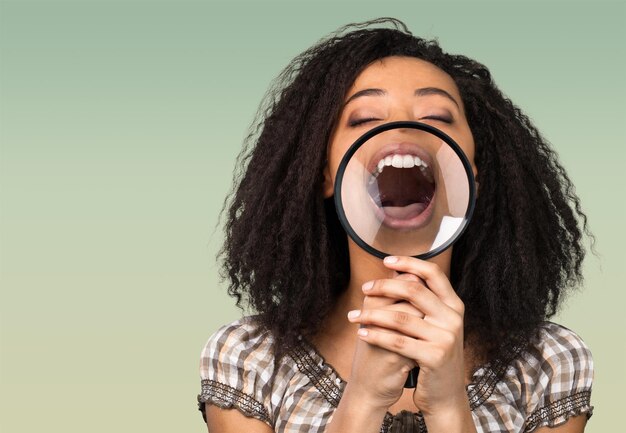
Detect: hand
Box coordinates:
(347, 256, 467, 416)
(344, 272, 425, 411)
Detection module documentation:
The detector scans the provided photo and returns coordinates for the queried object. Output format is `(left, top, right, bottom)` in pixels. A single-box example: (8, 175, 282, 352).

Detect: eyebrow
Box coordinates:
(344, 86, 460, 108)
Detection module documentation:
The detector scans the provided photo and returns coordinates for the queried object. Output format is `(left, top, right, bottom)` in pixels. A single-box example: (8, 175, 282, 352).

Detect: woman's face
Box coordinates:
(323, 56, 476, 199)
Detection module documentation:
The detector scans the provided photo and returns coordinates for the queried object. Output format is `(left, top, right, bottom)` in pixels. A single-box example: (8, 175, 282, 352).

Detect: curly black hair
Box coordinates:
(217, 18, 592, 364)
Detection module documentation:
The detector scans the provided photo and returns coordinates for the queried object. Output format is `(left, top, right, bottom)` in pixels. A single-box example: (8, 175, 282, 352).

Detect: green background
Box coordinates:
(1, 0, 624, 431)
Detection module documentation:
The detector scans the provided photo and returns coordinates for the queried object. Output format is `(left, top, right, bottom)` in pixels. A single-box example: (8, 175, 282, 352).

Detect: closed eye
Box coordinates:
(348, 117, 380, 127)
(421, 115, 452, 124)
(349, 116, 452, 127)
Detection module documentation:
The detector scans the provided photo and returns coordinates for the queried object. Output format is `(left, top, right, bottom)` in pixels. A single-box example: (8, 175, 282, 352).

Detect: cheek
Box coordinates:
(459, 128, 477, 176)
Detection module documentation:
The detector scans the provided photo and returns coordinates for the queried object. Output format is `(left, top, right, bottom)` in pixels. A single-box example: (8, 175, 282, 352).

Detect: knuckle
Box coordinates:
(426, 261, 440, 274)
(400, 361, 416, 374)
(452, 298, 465, 315)
(403, 273, 419, 282)
(392, 311, 410, 325)
(441, 330, 456, 346)
(359, 309, 370, 321)
(392, 335, 406, 350)
(400, 365, 412, 374)
(449, 315, 463, 332)
(404, 284, 419, 304)
(432, 347, 446, 365)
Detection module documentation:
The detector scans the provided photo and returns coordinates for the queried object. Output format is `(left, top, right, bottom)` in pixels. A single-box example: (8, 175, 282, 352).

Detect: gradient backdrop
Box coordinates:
(1, 0, 624, 432)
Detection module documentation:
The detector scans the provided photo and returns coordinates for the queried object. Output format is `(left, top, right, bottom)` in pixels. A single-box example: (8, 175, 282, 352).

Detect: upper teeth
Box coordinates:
(373, 153, 429, 177)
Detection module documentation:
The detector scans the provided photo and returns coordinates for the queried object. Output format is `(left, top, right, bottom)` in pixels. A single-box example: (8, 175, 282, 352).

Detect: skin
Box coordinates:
(205, 56, 588, 433)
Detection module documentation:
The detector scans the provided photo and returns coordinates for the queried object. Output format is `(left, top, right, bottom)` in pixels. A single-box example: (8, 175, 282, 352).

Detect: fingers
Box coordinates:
(353, 256, 466, 365)
(381, 256, 465, 316)
(360, 272, 419, 310)
(362, 277, 449, 319)
(348, 308, 437, 341)
(349, 305, 463, 370)
(355, 325, 458, 368)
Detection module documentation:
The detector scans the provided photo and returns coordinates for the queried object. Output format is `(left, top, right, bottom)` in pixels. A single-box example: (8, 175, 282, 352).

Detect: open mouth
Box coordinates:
(367, 153, 436, 230)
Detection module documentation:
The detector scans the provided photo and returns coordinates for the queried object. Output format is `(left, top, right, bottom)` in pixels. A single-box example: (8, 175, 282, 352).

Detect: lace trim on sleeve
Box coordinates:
(381, 413, 394, 433)
(288, 343, 343, 407)
(524, 390, 593, 432)
(196, 379, 272, 426)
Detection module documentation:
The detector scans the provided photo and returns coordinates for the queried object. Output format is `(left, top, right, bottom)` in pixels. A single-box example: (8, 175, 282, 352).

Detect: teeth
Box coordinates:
(391, 155, 403, 168)
(402, 155, 414, 168)
(372, 153, 430, 178)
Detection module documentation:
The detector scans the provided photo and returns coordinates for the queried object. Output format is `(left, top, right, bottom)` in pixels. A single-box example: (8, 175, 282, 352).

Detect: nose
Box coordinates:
(387, 105, 416, 124)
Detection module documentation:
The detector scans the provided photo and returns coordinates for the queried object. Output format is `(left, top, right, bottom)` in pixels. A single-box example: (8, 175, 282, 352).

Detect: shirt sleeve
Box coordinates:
(522, 322, 594, 432)
(197, 317, 276, 428)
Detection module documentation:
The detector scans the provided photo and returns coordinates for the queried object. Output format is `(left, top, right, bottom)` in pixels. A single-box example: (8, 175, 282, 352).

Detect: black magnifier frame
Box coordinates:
(333, 120, 477, 260)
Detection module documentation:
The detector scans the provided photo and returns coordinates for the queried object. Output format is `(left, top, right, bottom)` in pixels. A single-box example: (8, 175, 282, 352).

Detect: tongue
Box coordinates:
(382, 202, 427, 220)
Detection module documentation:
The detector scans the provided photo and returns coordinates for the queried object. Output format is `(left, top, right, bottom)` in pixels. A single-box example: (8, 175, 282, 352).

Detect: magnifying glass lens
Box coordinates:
(335, 122, 475, 259)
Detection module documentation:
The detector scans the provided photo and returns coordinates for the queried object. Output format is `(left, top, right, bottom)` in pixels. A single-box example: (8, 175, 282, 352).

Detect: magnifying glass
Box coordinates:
(333, 121, 477, 387)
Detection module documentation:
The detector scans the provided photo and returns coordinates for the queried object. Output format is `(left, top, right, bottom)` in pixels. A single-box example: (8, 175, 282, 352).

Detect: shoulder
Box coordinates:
(517, 322, 594, 431)
(198, 316, 280, 427)
(199, 316, 275, 377)
(534, 321, 592, 355)
(471, 322, 594, 432)
(524, 321, 594, 391)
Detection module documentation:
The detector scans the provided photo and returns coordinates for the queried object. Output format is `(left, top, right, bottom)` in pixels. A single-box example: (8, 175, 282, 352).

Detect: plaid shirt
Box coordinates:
(197, 317, 593, 432)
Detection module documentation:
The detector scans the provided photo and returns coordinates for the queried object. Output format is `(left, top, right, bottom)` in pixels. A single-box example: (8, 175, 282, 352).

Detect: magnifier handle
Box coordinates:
(404, 366, 420, 388)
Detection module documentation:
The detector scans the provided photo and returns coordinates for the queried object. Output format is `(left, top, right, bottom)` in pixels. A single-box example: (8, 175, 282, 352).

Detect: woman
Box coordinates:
(197, 18, 594, 433)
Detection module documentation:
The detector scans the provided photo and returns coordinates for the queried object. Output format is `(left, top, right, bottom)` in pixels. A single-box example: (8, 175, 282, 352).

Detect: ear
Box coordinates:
(322, 161, 334, 198)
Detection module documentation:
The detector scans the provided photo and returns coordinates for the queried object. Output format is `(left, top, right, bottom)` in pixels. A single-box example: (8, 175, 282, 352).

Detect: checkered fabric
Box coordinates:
(197, 316, 593, 433)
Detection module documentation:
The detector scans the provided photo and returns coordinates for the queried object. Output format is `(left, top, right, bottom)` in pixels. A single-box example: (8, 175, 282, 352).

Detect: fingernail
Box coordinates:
(362, 281, 374, 292)
(357, 328, 369, 337)
(347, 310, 361, 320)
(384, 256, 399, 264)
